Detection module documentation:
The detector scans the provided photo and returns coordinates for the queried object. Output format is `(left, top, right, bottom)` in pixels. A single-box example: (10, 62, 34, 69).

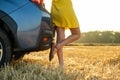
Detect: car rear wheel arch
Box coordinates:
(0, 28, 12, 66)
(0, 19, 18, 49)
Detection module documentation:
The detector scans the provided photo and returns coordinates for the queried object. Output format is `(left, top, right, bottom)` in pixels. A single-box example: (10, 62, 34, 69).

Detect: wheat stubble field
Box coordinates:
(0, 46, 120, 80)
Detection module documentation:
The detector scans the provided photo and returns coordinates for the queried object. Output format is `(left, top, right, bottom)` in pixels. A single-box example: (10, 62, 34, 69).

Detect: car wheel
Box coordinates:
(0, 28, 12, 66)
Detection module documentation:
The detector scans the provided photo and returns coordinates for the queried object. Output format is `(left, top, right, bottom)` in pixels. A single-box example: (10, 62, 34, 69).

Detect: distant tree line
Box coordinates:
(76, 31, 120, 43)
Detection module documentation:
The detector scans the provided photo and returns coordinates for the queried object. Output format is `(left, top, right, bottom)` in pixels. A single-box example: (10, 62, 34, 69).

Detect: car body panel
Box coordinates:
(0, 0, 29, 16)
(10, 2, 43, 48)
(0, 0, 53, 52)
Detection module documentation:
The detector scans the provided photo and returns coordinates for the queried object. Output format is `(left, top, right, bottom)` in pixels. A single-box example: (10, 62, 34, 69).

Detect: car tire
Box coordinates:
(0, 28, 12, 66)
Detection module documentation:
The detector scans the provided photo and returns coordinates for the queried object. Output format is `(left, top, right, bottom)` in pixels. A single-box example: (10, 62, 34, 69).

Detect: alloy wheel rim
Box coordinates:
(0, 42, 3, 61)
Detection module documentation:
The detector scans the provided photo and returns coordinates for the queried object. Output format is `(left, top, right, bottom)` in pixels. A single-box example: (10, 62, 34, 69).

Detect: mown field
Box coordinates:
(0, 46, 120, 80)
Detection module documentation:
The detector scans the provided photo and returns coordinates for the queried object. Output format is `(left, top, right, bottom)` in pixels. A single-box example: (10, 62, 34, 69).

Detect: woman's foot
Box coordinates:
(49, 43, 63, 61)
(56, 43, 63, 50)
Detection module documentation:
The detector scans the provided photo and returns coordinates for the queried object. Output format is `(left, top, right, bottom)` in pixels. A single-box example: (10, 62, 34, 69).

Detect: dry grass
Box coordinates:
(0, 46, 120, 80)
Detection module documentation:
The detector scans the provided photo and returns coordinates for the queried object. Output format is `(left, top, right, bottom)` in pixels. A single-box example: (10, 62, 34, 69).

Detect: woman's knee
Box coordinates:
(70, 28, 81, 39)
(76, 33, 81, 39)
(74, 32, 81, 40)
(77, 30, 81, 39)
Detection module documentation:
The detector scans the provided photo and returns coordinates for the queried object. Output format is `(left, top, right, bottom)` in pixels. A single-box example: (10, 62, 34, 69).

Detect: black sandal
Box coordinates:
(49, 42, 61, 61)
(49, 43, 56, 61)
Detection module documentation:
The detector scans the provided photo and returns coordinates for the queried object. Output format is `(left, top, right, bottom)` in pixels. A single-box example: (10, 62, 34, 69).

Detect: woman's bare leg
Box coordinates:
(56, 27, 81, 66)
(56, 27, 81, 49)
(56, 27, 65, 66)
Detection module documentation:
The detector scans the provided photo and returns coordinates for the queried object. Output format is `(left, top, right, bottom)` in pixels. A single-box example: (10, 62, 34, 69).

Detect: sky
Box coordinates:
(44, 0, 120, 32)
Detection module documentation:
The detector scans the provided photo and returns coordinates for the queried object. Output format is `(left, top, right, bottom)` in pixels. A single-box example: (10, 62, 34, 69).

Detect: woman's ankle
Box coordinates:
(56, 43, 64, 50)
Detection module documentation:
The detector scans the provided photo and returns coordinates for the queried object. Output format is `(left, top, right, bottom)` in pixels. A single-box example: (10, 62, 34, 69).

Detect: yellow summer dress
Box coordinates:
(51, 0, 79, 28)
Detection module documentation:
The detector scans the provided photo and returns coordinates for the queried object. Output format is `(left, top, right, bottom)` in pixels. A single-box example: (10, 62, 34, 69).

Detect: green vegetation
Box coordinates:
(75, 31, 120, 44)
